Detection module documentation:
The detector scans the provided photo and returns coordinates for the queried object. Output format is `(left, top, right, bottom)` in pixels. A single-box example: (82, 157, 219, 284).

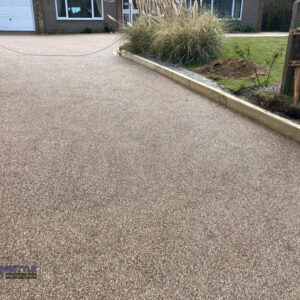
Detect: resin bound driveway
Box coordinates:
(0, 34, 299, 299)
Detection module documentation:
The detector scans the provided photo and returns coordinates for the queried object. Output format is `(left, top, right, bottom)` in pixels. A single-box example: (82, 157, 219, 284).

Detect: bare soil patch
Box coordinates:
(236, 82, 300, 121)
(192, 58, 267, 80)
(192, 58, 299, 122)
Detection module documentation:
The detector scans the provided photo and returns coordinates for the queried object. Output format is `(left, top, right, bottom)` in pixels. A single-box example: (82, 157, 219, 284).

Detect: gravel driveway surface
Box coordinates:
(0, 34, 299, 299)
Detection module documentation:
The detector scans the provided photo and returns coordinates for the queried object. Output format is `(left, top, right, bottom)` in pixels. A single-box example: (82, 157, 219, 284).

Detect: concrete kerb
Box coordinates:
(119, 50, 300, 143)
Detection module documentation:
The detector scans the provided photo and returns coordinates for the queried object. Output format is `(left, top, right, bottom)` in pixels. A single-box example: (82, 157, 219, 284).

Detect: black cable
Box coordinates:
(0, 37, 122, 57)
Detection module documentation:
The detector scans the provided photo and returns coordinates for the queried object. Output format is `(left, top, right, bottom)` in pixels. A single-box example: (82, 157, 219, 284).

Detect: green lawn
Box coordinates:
(189, 37, 288, 92)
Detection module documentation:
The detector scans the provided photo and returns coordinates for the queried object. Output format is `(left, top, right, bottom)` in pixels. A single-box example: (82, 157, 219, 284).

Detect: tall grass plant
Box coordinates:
(125, 0, 223, 65)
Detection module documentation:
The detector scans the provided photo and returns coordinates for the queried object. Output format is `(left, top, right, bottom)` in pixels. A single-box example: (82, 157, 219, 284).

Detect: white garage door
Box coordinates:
(0, 0, 35, 31)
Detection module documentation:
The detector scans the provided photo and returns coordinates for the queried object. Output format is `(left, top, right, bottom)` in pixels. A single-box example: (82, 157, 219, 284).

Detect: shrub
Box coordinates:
(125, 1, 224, 65)
(125, 16, 157, 54)
(152, 12, 223, 64)
(233, 43, 284, 86)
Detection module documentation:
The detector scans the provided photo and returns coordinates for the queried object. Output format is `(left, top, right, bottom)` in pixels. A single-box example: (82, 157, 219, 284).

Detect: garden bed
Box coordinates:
(136, 53, 300, 124)
(187, 36, 288, 92)
(119, 49, 300, 142)
(191, 60, 300, 122)
(124, 49, 300, 123)
(235, 84, 300, 122)
(188, 36, 300, 123)
(123, 11, 299, 124)
(192, 58, 267, 80)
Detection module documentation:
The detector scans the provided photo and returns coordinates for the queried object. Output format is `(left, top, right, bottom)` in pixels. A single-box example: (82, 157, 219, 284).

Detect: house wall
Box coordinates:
(40, 0, 118, 34)
(35, 0, 263, 34)
(241, 0, 264, 31)
(35, 0, 45, 33)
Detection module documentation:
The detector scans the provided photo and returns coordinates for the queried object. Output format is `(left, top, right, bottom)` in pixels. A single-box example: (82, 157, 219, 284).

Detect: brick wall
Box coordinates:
(33, 0, 45, 34)
(241, 0, 264, 31)
(39, 0, 118, 34)
(116, 0, 264, 32)
(117, 0, 123, 29)
(35, 0, 264, 33)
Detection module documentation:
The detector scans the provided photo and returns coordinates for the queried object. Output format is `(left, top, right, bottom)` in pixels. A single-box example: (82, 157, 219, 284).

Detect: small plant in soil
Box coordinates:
(233, 43, 262, 86)
(264, 47, 284, 84)
(233, 43, 284, 87)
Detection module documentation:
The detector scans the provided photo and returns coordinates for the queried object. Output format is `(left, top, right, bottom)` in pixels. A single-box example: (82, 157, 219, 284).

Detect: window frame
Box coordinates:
(190, 0, 244, 20)
(55, 0, 104, 21)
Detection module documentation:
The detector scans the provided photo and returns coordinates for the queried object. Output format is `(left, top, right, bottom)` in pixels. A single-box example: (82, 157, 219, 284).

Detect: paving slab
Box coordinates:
(226, 32, 289, 37)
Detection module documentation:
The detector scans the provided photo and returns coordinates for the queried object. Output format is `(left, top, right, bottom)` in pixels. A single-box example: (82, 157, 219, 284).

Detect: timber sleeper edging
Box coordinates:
(119, 49, 300, 143)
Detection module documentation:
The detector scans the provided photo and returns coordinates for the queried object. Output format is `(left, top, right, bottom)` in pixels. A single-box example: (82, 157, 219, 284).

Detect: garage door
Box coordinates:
(0, 0, 35, 31)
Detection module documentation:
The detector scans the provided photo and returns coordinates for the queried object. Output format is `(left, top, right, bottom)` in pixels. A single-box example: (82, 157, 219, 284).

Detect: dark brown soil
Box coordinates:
(236, 83, 300, 121)
(191, 58, 299, 122)
(193, 58, 267, 80)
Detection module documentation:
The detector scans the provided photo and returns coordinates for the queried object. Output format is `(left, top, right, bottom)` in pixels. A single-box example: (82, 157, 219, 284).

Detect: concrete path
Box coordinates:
(0, 34, 299, 299)
(226, 32, 288, 37)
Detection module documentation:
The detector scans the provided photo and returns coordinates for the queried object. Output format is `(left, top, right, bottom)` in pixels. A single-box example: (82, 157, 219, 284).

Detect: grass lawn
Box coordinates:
(188, 37, 288, 92)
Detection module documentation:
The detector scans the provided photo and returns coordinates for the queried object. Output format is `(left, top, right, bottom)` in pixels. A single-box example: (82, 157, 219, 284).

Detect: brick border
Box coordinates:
(35, 0, 44, 34)
(257, 0, 265, 31)
(117, 0, 123, 30)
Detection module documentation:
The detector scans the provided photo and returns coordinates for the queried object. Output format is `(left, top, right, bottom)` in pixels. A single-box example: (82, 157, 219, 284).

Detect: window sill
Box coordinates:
(56, 18, 104, 21)
(218, 17, 242, 21)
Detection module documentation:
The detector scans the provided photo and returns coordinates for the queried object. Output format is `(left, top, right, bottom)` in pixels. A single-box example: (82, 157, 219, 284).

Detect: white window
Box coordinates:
(190, 0, 243, 20)
(55, 0, 104, 20)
